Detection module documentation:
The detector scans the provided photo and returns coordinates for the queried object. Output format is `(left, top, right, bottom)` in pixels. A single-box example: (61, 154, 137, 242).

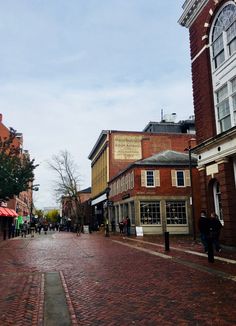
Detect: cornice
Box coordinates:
(178, 0, 209, 28)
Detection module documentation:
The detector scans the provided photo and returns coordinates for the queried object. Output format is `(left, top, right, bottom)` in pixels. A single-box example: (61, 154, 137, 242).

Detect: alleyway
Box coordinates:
(0, 231, 236, 325)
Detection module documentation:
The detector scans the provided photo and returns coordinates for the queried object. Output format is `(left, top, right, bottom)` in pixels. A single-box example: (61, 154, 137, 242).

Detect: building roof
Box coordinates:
(79, 187, 91, 193)
(135, 150, 197, 166)
(109, 150, 197, 183)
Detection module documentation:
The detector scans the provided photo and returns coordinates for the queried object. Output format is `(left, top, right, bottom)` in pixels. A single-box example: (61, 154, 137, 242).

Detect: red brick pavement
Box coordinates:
(0, 232, 236, 325)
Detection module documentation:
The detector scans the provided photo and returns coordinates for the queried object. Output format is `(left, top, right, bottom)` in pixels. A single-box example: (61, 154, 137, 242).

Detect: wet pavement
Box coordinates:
(0, 231, 236, 325)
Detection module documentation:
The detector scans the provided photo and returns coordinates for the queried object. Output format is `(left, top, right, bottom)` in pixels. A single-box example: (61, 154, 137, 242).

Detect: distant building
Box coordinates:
(143, 115, 195, 134)
(61, 187, 92, 226)
(0, 113, 32, 238)
(0, 114, 32, 214)
(179, 0, 236, 245)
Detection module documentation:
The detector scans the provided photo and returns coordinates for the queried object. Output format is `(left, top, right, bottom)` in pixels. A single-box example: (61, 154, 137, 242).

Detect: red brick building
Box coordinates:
(0, 114, 32, 233)
(179, 0, 236, 244)
(61, 187, 92, 226)
(108, 150, 200, 235)
(89, 128, 197, 229)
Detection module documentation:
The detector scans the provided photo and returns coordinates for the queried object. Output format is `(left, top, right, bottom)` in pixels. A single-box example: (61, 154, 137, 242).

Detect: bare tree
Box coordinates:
(48, 150, 82, 225)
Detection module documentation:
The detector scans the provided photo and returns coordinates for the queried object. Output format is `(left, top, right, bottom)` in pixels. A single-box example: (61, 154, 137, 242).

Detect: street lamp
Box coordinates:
(30, 184, 40, 221)
(185, 139, 196, 241)
(105, 187, 110, 237)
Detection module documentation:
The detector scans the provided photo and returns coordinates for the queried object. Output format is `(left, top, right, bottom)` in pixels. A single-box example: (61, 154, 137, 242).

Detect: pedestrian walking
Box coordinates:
(21, 221, 27, 238)
(198, 210, 209, 253)
(118, 220, 124, 235)
(126, 216, 131, 236)
(111, 219, 116, 233)
(43, 223, 48, 235)
(209, 212, 223, 252)
(30, 220, 35, 237)
(76, 223, 81, 236)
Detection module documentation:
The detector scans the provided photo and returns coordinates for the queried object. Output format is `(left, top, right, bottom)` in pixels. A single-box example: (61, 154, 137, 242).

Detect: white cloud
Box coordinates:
(0, 0, 193, 208)
(0, 77, 193, 208)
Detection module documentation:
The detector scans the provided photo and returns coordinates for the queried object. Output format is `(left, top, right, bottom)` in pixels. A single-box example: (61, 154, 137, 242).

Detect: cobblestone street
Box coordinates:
(1, 231, 236, 325)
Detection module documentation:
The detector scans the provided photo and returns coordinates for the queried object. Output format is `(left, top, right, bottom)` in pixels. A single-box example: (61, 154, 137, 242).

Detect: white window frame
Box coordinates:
(166, 201, 188, 225)
(141, 170, 160, 188)
(171, 170, 190, 188)
(213, 181, 224, 226)
(210, 2, 236, 134)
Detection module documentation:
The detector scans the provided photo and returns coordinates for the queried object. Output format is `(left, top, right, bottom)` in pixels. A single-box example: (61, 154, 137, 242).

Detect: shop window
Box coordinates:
(166, 201, 187, 225)
(140, 201, 161, 225)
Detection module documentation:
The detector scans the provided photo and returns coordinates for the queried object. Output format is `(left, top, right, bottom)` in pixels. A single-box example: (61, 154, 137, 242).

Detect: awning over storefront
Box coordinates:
(0, 207, 18, 217)
(91, 193, 107, 206)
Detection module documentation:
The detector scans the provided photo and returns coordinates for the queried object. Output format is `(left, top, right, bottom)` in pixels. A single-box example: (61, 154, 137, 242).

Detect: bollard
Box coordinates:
(207, 238, 214, 263)
(105, 224, 110, 237)
(164, 231, 169, 251)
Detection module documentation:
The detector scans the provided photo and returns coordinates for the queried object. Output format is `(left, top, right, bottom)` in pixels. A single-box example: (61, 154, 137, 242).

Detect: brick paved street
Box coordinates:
(1, 232, 236, 325)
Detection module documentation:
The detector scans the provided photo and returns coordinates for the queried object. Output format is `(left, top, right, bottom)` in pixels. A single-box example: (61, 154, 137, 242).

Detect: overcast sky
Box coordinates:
(0, 0, 193, 209)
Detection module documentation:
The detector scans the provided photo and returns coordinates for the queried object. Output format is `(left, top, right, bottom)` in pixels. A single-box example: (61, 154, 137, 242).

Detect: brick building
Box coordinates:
(88, 128, 197, 228)
(0, 114, 33, 237)
(108, 150, 199, 235)
(179, 0, 236, 244)
(61, 187, 92, 226)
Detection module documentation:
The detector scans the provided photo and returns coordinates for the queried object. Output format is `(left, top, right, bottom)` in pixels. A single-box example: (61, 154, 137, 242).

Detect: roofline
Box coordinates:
(192, 125, 236, 154)
(88, 130, 109, 160)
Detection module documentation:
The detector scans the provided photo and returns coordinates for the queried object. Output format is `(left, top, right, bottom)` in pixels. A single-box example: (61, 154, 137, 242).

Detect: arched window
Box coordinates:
(211, 3, 236, 69)
(210, 2, 236, 134)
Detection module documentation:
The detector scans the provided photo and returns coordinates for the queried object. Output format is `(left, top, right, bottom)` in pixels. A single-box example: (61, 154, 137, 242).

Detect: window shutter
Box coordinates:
(171, 170, 177, 186)
(155, 170, 160, 187)
(130, 171, 134, 189)
(141, 170, 146, 187)
(185, 170, 191, 186)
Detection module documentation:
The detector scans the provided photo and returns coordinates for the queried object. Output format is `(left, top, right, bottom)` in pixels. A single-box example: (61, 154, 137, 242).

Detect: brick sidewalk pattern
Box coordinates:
(0, 232, 236, 325)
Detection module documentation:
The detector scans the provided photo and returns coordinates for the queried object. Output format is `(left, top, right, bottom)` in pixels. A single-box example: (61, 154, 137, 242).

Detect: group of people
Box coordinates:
(118, 216, 131, 236)
(19, 220, 57, 237)
(199, 210, 223, 253)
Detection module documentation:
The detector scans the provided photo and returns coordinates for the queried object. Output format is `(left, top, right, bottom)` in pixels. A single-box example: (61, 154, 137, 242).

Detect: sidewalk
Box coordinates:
(110, 233, 236, 281)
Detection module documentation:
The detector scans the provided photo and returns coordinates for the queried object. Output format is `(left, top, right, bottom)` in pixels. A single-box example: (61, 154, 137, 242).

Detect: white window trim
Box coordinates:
(210, 1, 236, 134)
(141, 170, 160, 188)
(171, 170, 190, 188)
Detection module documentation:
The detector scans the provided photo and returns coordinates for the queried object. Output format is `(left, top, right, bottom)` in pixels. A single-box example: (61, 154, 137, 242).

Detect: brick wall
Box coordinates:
(109, 131, 195, 180)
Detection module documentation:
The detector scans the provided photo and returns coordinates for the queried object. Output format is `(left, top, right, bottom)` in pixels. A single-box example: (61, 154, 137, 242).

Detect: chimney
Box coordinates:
(0, 113, 2, 123)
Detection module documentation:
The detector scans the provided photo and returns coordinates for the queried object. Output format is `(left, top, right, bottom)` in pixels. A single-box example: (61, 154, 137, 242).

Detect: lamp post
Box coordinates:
(30, 184, 39, 222)
(105, 187, 110, 237)
(186, 139, 196, 241)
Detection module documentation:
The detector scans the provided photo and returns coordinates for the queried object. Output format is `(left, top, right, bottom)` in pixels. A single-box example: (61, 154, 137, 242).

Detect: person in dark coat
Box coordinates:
(126, 216, 131, 236)
(209, 212, 223, 252)
(118, 220, 124, 235)
(198, 210, 209, 252)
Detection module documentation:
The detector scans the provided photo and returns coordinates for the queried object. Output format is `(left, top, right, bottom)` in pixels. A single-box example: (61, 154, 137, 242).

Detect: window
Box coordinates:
(211, 3, 236, 69)
(166, 201, 187, 225)
(216, 85, 231, 132)
(176, 171, 184, 187)
(140, 201, 161, 225)
(146, 171, 154, 187)
(210, 3, 236, 133)
(171, 170, 190, 187)
(141, 170, 160, 187)
(130, 202, 135, 225)
(213, 181, 224, 226)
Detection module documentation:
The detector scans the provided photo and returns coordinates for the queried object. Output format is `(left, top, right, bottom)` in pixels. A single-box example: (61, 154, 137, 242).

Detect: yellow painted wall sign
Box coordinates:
(114, 135, 142, 160)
